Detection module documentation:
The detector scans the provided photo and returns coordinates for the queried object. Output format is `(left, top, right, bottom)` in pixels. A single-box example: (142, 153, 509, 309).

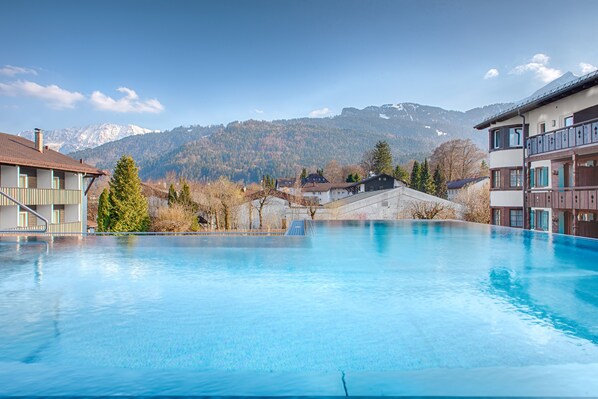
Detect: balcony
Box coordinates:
(0, 187, 81, 206)
(526, 187, 598, 210)
(527, 117, 598, 157)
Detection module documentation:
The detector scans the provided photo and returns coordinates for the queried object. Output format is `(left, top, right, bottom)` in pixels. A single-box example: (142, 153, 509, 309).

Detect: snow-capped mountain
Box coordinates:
(18, 123, 158, 153)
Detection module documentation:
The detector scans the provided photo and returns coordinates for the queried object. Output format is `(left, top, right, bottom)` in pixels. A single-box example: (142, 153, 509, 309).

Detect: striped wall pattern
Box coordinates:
(0, 187, 81, 206)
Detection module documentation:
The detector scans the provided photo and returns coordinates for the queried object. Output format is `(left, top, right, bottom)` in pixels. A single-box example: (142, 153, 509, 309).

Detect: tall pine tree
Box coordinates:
(108, 155, 150, 232)
(167, 184, 178, 207)
(410, 161, 421, 190)
(393, 165, 409, 184)
(433, 164, 447, 199)
(96, 188, 111, 232)
(373, 140, 393, 175)
(421, 159, 435, 194)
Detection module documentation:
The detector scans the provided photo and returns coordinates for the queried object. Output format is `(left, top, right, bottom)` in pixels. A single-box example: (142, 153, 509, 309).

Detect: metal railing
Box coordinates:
(0, 190, 48, 233)
(527, 117, 598, 156)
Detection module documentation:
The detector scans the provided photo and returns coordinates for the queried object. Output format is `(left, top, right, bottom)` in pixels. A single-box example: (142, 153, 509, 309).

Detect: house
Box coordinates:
(0, 129, 104, 234)
(351, 173, 406, 194)
(446, 176, 489, 201)
(301, 182, 354, 204)
(237, 189, 314, 230)
(302, 173, 329, 184)
(475, 70, 598, 238)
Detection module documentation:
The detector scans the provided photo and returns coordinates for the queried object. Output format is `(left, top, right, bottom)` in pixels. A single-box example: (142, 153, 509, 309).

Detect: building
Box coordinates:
(351, 173, 406, 194)
(0, 129, 104, 234)
(475, 70, 598, 238)
(446, 177, 489, 201)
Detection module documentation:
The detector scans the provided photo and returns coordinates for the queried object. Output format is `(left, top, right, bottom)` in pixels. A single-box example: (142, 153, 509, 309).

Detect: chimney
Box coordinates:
(34, 128, 43, 153)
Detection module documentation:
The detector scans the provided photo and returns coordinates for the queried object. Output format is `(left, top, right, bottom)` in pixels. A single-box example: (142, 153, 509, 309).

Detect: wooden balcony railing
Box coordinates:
(0, 187, 81, 206)
(527, 117, 598, 156)
(526, 187, 598, 210)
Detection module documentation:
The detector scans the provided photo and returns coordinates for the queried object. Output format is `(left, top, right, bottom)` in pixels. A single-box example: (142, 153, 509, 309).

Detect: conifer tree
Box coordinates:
(433, 164, 447, 199)
(177, 180, 198, 212)
(421, 159, 435, 194)
(96, 188, 111, 232)
(168, 184, 178, 207)
(108, 155, 150, 232)
(373, 140, 393, 175)
(300, 168, 308, 181)
(393, 165, 409, 184)
(410, 161, 421, 190)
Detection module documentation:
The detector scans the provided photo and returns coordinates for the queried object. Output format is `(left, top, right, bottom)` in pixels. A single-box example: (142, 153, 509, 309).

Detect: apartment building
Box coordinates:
(0, 129, 104, 234)
(475, 71, 598, 238)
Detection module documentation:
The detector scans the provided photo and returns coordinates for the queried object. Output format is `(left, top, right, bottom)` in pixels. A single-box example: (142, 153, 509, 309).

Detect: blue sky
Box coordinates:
(1, 0, 598, 133)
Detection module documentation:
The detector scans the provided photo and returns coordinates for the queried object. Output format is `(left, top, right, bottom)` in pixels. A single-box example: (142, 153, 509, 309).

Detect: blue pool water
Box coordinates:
(1, 220, 598, 396)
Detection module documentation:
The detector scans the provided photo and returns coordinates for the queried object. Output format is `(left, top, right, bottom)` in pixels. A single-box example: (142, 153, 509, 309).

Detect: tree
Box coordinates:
(360, 149, 376, 175)
(480, 160, 490, 177)
(262, 174, 275, 189)
(420, 159, 435, 194)
(167, 184, 178, 207)
(393, 165, 409, 184)
(300, 168, 308, 181)
(430, 139, 486, 182)
(372, 140, 393, 175)
(107, 155, 150, 232)
(152, 204, 199, 232)
(324, 160, 344, 183)
(96, 188, 111, 232)
(316, 168, 324, 177)
(408, 201, 456, 220)
(455, 181, 490, 223)
(346, 173, 360, 183)
(433, 164, 447, 199)
(410, 161, 421, 190)
(177, 180, 198, 212)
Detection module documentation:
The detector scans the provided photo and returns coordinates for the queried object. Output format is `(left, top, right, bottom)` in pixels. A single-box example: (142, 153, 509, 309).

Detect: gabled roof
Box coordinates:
(354, 173, 403, 185)
(275, 178, 296, 188)
(474, 70, 598, 129)
(0, 132, 104, 176)
(446, 176, 488, 190)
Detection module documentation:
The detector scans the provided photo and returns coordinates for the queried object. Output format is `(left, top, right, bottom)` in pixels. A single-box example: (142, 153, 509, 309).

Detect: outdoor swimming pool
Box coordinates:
(1, 220, 597, 396)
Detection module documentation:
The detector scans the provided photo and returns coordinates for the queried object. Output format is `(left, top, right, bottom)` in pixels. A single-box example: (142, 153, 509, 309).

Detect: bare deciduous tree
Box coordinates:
(408, 201, 456, 220)
(430, 139, 486, 182)
(454, 181, 490, 224)
(324, 160, 344, 183)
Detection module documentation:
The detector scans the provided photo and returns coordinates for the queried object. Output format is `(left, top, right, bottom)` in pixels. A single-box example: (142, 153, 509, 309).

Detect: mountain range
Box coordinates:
(18, 123, 158, 153)
(68, 102, 512, 182)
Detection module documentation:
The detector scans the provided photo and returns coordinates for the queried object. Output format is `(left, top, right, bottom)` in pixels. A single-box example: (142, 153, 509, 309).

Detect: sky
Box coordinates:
(1, 0, 598, 133)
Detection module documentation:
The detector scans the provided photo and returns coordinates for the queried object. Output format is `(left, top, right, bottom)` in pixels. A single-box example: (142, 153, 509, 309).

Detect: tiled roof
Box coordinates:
(0, 132, 104, 175)
(276, 178, 296, 188)
(446, 176, 488, 190)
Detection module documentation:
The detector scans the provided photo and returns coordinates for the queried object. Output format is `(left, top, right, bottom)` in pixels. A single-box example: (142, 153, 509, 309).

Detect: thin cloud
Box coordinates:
(0, 65, 38, 77)
(484, 68, 499, 79)
(579, 62, 598, 75)
(0, 80, 84, 109)
(254, 109, 264, 114)
(90, 87, 164, 113)
(510, 53, 562, 83)
(309, 107, 331, 117)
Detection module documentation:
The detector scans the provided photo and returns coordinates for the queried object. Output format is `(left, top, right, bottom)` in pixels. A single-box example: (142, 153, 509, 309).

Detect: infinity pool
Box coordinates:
(1, 220, 598, 396)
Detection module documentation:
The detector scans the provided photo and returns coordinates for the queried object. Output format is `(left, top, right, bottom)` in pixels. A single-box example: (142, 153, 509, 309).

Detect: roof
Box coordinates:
(301, 182, 354, 192)
(446, 176, 488, 190)
(475, 70, 598, 129)
(355, 173, 403, 185)
(302, 173, 329, 184)
(275, 178, 296, 188)
(0, 132, 104, 176)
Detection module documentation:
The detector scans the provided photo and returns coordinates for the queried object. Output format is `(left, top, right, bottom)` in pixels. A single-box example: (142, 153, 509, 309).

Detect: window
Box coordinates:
(509, 128, 522, 147)
(510, 209, 523, 228)
(540, 211, 549, 231)
(509, 169, 522, 187)
(530, 210, 535, 229)
(564, 116, 574, 127)
(19, 174, 28, 188)
(536, 167, 549, 187)
(529, 168, 535, 188)
(18, 211, 28, 227)
(491, 170, 501, 188)
(492, 130, 500, 149)
(539, 122, 546, 133)
(492, 209, 501, 225)
(53, 176, 60, 189)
